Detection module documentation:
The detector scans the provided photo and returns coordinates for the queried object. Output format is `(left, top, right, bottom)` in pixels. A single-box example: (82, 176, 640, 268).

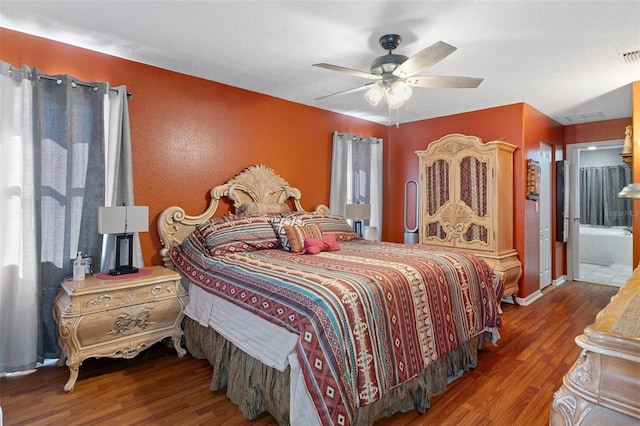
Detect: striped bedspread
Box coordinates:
(170, 239, 503, 426)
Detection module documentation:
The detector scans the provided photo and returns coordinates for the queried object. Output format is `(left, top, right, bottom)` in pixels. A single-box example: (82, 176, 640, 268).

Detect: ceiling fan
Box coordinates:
(313, 34, 483, 109)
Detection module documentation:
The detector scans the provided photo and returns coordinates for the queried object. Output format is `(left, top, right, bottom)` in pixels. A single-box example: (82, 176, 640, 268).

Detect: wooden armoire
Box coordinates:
(416, 133, 521, 303)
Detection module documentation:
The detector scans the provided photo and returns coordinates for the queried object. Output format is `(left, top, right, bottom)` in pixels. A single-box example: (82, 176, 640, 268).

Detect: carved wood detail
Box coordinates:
(550, 385, 595, 426)
(158, 164, 329, 269)
(53, 266, 188, 391)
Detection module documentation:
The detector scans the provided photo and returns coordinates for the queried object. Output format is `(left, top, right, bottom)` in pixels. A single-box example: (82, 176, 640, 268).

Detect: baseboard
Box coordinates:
(518, 290, 543, 306)
(553, 275, 567, 286)
(502, 276, 568, 307)
(502, 290, 543, 306)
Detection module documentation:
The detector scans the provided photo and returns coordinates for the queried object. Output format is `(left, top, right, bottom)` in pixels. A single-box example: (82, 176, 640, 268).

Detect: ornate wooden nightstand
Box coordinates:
(53, 265, 188, 391)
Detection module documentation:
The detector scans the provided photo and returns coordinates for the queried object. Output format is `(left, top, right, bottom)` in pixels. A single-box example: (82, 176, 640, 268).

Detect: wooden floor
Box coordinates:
(1, 281, 618, 426)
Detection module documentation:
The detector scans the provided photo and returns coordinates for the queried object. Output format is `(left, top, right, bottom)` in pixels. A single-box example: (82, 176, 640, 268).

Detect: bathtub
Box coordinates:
(579, 225, 632, 266)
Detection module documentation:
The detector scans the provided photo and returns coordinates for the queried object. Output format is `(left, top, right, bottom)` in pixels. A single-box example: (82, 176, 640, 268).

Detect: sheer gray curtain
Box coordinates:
(0, 60, 136, 373)
(329, 131, 383, 238)
(580, 165, 632, 226)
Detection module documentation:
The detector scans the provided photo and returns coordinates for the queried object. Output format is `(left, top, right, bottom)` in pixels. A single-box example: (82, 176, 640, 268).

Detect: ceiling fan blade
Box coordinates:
(393, 41, 457, 78)
(315, 83, 375, 101)
(406, 76, 484, 88)
(313, 63, 381, 80)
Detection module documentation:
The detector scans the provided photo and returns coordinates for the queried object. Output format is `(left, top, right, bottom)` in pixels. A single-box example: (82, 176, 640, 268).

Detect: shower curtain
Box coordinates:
(580, 165, 631, 227)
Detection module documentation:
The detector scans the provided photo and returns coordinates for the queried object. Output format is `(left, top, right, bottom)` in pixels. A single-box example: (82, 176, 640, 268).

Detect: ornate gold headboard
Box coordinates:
(157, 164, 329, 268)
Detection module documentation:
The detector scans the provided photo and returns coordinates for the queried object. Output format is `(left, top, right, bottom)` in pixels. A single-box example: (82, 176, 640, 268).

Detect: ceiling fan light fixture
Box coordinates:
(365, 84, 385, 106)
(389, 80, 412, 101)
(384, 80, 412, 109)
(386, 97, 405, 109)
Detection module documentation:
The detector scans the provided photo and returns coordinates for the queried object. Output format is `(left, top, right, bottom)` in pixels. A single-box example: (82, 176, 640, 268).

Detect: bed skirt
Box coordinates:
(183, 317, 491, 425)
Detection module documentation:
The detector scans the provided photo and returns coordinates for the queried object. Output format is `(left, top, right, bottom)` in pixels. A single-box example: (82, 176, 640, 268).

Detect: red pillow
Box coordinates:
(303, 234, 340, 254)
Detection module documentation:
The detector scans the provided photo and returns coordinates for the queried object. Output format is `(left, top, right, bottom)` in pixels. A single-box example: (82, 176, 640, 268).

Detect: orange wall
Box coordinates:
(521, 104, 565, 296)
(0, 28, 387, 266)
(564, 117, 632, 144)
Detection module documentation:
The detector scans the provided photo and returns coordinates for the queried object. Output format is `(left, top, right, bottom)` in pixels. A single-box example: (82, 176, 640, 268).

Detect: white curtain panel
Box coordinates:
(329, 131, 383, 239)
(0, 63, 40, 373)
(101, 86, 142, 272)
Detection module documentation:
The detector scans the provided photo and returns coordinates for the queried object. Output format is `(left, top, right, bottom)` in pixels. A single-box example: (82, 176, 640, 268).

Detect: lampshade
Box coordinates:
(364, 80, 412, 110)
(345, 203, 371, 220)
(618, 184, 640, 199)
(365, 84, 385, 106)
(386, 97, 405, 109)
(387, 81, 412, 108)
(98, 206, 149, 234)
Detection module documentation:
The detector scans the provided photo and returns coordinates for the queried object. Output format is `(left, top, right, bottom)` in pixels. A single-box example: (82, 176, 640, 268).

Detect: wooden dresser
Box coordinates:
(550, 272, 640, 425)
(53, 266, 188, 391)
(416, 134, 522, 302)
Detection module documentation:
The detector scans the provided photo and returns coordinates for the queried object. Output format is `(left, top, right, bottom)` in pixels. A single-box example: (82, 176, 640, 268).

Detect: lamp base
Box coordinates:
(354, 220, 363, 238)
(109, 266, 139, 276)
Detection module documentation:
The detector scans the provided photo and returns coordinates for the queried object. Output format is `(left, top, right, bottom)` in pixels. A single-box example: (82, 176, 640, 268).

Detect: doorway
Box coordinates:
(566, 140, 632, 287)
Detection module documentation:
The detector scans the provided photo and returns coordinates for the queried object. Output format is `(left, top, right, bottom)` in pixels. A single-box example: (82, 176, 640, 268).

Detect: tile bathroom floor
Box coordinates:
(578, 262, 634, 287)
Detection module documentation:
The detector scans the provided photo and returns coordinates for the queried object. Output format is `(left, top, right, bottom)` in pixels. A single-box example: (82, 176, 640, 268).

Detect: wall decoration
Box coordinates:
(527, 159, 540, 201)
(621, 125, 633, 168)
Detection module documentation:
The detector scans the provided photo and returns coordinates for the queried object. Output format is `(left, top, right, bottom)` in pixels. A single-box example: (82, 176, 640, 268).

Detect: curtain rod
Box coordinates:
(37, 74, 133, 99)
(7, 68, 133, 99)
(336, 133, 381, 144)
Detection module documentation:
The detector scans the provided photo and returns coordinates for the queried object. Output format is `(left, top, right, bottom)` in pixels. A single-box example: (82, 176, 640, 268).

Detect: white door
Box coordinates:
(540, 143, 552, 289)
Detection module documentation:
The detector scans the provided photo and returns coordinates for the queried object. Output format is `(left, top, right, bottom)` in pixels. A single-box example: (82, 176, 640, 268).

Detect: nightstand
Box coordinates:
(53, 265, 188, 391)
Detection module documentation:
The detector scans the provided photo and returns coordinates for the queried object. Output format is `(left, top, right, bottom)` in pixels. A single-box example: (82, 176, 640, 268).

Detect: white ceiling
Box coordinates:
(1, 1, 639, 126)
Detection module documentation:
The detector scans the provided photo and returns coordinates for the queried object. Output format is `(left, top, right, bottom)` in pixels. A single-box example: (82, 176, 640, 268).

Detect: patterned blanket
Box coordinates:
(170, 239, 503, 426)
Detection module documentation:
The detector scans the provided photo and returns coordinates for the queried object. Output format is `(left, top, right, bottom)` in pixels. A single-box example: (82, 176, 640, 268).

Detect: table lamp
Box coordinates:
(98, 205, 148, 275)
(345, 203, 371, 238)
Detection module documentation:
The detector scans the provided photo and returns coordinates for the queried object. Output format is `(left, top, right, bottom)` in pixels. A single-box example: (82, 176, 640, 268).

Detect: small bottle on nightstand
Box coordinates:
(82, 254, 93, 277)
(73, 252, 85, 281)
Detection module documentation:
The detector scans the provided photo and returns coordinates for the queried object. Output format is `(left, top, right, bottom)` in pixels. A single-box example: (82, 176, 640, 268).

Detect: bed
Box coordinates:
(158, 164, 504, 426)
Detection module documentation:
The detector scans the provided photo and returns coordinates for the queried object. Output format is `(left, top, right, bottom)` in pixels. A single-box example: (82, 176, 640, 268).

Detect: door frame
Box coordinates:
(539, 142, 552, 289)
(566, 139, 624, 281)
